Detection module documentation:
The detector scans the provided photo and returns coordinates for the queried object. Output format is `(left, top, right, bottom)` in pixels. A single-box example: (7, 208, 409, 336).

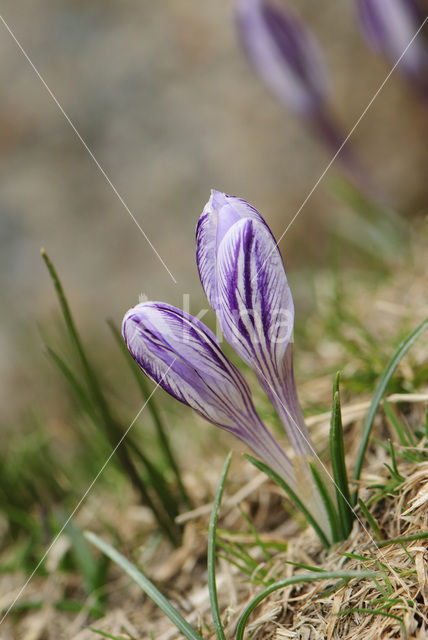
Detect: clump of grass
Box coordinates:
(40, 249, 191, 547)
(86, 454, 375, 640)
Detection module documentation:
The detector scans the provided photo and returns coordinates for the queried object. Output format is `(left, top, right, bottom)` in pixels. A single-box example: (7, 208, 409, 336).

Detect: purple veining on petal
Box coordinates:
(235, 0, 329, 115)
(196, 189, 272, 310)
(356, 0, 428, 80)
(122, 301, 297, 487)
(215, 217, 313, 457)
(216, 218, 293, 372)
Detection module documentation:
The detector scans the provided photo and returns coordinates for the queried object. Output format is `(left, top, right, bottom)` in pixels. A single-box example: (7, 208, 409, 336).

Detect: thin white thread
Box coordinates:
(0, 369, 173, 626)
(0, 14, 177, 284)
(254, 15, 428, 281)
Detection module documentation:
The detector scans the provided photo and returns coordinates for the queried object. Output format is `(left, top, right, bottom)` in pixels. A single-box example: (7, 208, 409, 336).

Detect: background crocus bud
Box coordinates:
(122, 301, 297, 487)
(197, 191, 313, 458)
(235, 0, 378, 197)
(355, 0, 428, 91)
(235, 0, 328, 116)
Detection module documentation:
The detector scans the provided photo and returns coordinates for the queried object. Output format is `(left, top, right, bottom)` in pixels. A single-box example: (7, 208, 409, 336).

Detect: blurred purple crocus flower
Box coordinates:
(355, 0, 428, 94)
(123, 190, 332, 538)
(236, 0, 329, 117)
(235, 0, 377, 196)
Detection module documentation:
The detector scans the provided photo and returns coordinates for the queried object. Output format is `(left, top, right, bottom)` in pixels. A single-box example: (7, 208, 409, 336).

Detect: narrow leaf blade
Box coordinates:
(85, 532, 204, 640)
(352, 318, 428, 504)
(207, 453, 232, 640)
(244, 455, 330, 549)
(329, 375, 353, 537)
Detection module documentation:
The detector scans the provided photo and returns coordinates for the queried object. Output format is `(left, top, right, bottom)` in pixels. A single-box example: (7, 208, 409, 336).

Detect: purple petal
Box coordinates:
(356, 0, 427, 78)
(216, 217, 293, 371)
(196, 190, 271, 311)
(122, 301, 296, 486)
(236, 0, 328, 115)
(215, 217, 313, 456)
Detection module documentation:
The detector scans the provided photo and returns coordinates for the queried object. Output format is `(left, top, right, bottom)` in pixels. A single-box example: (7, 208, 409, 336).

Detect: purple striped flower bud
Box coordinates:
(196, 190, 313, 459)
(236, 0, 328, 116)
(122, 301, 297, 487)
(235, 0, 379, 198)
(356, 0, 428, 86)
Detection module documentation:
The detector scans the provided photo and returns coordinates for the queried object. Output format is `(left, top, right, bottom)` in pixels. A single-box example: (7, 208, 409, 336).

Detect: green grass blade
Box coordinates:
(217, 554, 256, 580)
(352, 318, 428, 504)
(235, 570, 375, 640)
(49, 344, 178, 532)
(42, 251, 180, 546)
(340, 551, 370, 562)
(108, 320, 193, 510)
(63, 518, 104, 595)
(216, 539, 258, 572)
(41, 252, 122, 446)
(309, 462, 341, 542)
(127, 438, 179, 522)
(386, 440, 404, 482)
(85, 532, 204, 640)
(207, 452, 232, 640)
(281, 560, 326, 573)
(89, 629, 133, 640)
(337, 607, 403, 622)
(374, 532, 428, 548)
(50, 350, 179, 537)
(329, 374, 353, 538)
(244, 455, 330, 549)
(239, 509, 271, 563)
(41, 250, 112, 424)
(382, 399, 415, 447)
(358, 499, 383, 541)
(46, 346, 97, 423)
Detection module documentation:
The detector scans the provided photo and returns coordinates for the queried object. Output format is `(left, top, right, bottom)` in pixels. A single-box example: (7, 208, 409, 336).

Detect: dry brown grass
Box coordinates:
(62, 415, 427, 640)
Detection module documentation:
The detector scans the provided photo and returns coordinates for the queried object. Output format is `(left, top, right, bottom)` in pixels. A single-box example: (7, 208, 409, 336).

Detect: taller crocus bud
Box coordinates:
(196, 190, 313, 459)
(236, 0, 376, 196)
(355, 0, 428, 93)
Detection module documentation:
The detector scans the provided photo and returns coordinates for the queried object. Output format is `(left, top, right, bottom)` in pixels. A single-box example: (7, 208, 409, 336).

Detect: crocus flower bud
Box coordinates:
(122, 301, 297, 487)
(196, 191, 313, 459)
(236, 0, 328, 116)
(356, 0, 428, 89)
(236, 0, 378, 198)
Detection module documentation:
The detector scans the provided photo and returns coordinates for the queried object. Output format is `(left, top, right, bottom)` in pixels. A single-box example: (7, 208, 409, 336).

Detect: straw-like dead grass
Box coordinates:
(62, 413, 427, 640)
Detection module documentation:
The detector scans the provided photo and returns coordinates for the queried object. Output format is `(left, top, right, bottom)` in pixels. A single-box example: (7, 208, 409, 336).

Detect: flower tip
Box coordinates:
(121, 302, 148, 341)
(209, 188, 229, 209)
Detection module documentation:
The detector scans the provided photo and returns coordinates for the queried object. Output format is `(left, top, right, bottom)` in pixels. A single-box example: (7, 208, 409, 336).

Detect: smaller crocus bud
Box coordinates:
(355, 0, 428, 92)
(196, 191, 313, 459)
(122, 301, 297, 488)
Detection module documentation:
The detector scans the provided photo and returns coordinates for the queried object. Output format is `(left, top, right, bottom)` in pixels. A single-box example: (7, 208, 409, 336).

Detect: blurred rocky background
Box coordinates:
(0, 0, 427, 418)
